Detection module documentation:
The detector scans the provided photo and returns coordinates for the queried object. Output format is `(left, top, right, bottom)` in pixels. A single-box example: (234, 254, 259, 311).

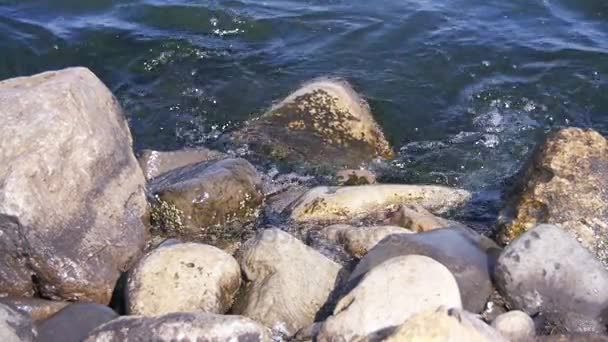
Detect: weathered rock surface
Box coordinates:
(495, 224, 608, 334)
(537, 334, 608, 342)
(224, 79, 394, 170)
(83, 312, 270, 342)
(0, 67, 147, 303)
(336, 169, 377, 185)
(0, 303, 36, 342)
(138, 147, 226, 180)
(492, 310, 535, 342)
(497, 128, 608, 265)
(317, 255, 462, 340)
(382, 203, 455, 232)
(289, 184, 471, 222)
(37, 303, 117, 342)
(316, 224, 413, 258)
(0, 297, 69, 321)
(349, 227, 494, 313)
(233, 229, 342, 336)
(149, 158, 264, 244)
(126, 242, 240, 316)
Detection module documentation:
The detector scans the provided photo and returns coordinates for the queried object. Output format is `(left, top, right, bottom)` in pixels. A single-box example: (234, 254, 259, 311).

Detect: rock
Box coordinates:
(495, 224, 608, 334)
(138, 147, 226, 180)
(497, 128, 608, 265)
(289, 184, 471, 223)
(224, 79, 394, 170)
(0, 297, 69, 321)
(83, 312, 270, 342)
(37, 303, 117, 342)
(317, 255, 462, 340)
(316, 224, 413, 258)
(492, 310, 535, 342)
(294, 322, 323, 342)
(149, 158, 264, 245)
(537, 334, 608, 342)
(336, 169, 376, 185)
(384, 307, 507, 342)
(382, 203, 454, 232)
(233, 228, 342, 337)
(126, 242, 240, 316)
(349, 227, 494, 313)
(0, 303, 36, 342)
(0, 67, 147, 303)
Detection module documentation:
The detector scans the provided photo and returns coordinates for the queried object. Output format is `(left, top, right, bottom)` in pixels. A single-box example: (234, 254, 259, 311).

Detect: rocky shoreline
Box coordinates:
(1, 67, 608, 341)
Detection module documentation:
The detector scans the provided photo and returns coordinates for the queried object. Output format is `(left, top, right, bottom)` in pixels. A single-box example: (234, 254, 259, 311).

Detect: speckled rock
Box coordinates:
(138, 147, 226, 180)
(126, 242, 241, 316)
(497, 128, 608, 266)
(316, 224, 413, 258)
(317, 255, 462, 341)
(336, 169, 377, 185)
(289, 184, 471, 223)
(537, 334, 608, 342)
(0, 303, 36, 342)
(233, 229, 341, 337)
(37, 303, 117, 342)
(349, 227, 495, 313)
(0, 297, 69, 321)
(492, 310, 535, 342)
(83, 312, 270, 342)
(0, 67, 147, 303)
(495, 224, 608, 334)
(223, 79, 394, 170)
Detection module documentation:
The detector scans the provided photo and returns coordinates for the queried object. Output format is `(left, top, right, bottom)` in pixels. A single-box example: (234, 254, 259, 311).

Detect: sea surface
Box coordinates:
(1, 0, 607, 217)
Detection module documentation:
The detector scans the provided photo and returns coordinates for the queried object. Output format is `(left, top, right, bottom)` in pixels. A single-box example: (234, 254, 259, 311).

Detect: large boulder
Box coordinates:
(0, 297, 69, 321)
(223, 79, 394, 170)
(0, 67, 147, 303)
(0, 303, 36, 342)
(349, 227, 495, 313)
(37, 303, 118, 342)
(495, 224, 608, 334)
(497, 128, 608, 265)
(233, 229, 342, 337)
(289, 184, 471, 223)
(317, 255, 462, 340)
(126, 242, 241, 316)
(83, 313, 270, 342)
(138, 147, 226, 180)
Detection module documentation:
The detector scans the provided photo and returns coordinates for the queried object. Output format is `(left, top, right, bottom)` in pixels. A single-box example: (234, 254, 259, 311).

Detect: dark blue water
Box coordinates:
(1, 0, 607, 195)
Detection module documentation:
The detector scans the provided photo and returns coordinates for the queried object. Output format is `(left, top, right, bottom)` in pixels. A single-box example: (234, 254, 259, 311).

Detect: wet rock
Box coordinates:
(492, 310, 535, 342)
(0, 303, 36, 342)
(37, 303, 117, 342)
(0, 297, 69, 321)
(336, 169, 376, 185)
(317, 255, 462, 340)
(289, 184, 471, 223)
(233, 229, 341, 337)
(83, 312, 270, 342)
(384, 307, 507, 342)
(224, 79, 394, 170)
(495, 224, 608, 334)
(497, 128, 608, 266)
(350, 227, 494, 313)
(316, 224, 413, 258)
(382, 203, 455, 232)
(0, 67, 147, 303)
(126, 242, 240, 316)
(138, 147, 226, 180)
(149, 158, 264, 246)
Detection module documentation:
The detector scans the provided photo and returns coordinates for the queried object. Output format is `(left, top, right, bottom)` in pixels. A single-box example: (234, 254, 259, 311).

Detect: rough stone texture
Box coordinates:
(0, 67, 147, 303)
(0, 297, 69, 321)
(537, 334, 608, 342)
(37, 303, 117, 342)
(149, 158, 264, 242)
(382, 203, 455, 232)
(492, 310, 535, 342)
(317, 255, 462, 341)
(225, 79, 394, 170)
(336, 169, 376, 185)
(289, 184, 471, 223)
(126, 242, 241, 316)
(384, 307, 507, 342)
(316, 224, 413, 258)
(83, 312, 270, 342)
(0, 303, 36, 342)
(349, 227, 494, 313)
(233, 229, 341, 337)
(138, 147, 226, 180)
(495, 224, 608, 334)
(497, 128, 608, 265)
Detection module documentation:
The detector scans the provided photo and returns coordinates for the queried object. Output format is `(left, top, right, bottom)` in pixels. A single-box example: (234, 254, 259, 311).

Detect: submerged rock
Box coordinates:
(126, 242, 241, 316)
(0, 67, 147, 303)
(83, 312, 270, 342)
(288, 184, 471, 222)
(0, 297, 69, 321)
(224, 79, 394, 170)
(316, 224, 413, 258)
(317, 255, 462, 340)
(138, 147, 226, 180)
(495, 224, 608, 334)
(0, 303, 36, 342)
(37, 303, 117, 342)
(497, 128, 608, 265)
(491, 310, 535, 342)
(233, 229, 342, 337)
